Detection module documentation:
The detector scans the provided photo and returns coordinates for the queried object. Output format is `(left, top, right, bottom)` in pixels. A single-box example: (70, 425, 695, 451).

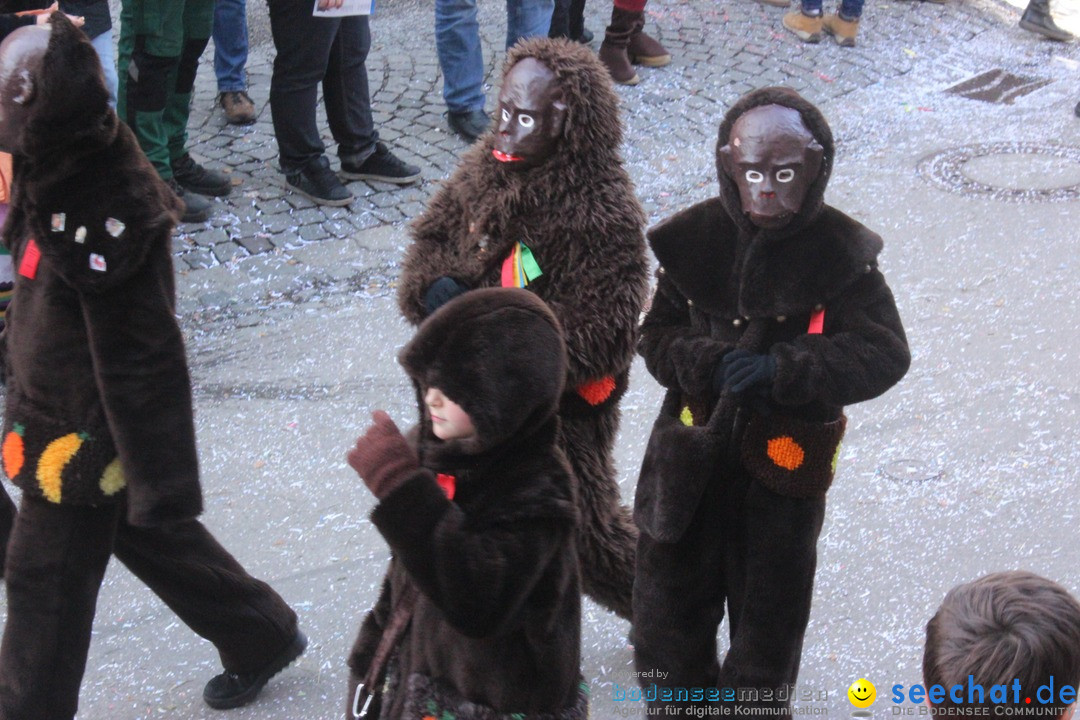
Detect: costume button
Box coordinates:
(687, 299, 694, 307)
(733, 317, 743, 327)
(864, 264, 873, 273)
(814, 303, 824, 310)
(776, 315, 786, 322)
(658, 267, 666, 275)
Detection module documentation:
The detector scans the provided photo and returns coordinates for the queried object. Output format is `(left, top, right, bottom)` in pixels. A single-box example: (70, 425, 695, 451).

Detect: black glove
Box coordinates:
(423, 276, 468, 316)
(719, 349, 776, 397)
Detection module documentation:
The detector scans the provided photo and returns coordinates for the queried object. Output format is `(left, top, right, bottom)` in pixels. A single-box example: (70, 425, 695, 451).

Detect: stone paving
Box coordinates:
(175, 0, 1063, 270)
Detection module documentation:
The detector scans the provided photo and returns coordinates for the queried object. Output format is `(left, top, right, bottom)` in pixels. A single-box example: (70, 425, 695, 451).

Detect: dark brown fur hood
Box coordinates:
(399, 287, 568, 459)
(649, 87, 882, 319)
(2, 14, 180, 287)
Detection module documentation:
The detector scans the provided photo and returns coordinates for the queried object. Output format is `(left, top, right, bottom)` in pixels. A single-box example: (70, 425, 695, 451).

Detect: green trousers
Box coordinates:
(117, 0, 215, 180)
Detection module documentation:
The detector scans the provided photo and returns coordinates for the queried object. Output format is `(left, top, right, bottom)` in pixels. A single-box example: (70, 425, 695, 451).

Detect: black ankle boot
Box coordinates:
(1019, 0, 1074, 41)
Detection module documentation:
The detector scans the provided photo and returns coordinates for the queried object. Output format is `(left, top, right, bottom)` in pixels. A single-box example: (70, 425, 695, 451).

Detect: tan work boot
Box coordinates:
(782, 10, 824, 42)
(219, 91, 257, 125)
(823, 12, 859, 46)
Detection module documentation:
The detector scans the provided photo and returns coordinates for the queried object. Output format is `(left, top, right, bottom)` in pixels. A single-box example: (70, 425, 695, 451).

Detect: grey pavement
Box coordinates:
(5, 0, 1080, 719)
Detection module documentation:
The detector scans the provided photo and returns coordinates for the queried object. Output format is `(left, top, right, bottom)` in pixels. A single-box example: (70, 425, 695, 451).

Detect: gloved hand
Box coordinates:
(669, 337, 728, 397)
(347, 411, 420, 500)
(718, 349, 776, 397)
(423, 276, 468, 317)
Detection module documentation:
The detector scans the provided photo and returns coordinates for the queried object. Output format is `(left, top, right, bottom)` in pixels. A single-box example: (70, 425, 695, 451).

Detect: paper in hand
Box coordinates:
(312, 0, 373, 16)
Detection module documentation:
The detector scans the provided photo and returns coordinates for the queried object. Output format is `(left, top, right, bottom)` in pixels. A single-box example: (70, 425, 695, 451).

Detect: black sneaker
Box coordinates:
(284, 156, 353, 206)
(172, 153, 233, 197)
(340, 143, 421, 185)
(166, 177, 212, 224)
(203, 630, 308, 710)
(447, 109, 490, 142)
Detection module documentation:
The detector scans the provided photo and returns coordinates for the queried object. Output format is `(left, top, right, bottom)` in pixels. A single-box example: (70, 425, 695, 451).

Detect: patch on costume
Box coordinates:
(435, 473, 456, 500)
(50, 213, 66, 232)
(576, 376, 615, 405)
(766, 435, 805, 471)
(105, 218, 126, 237)
(89, 253, 107, 272)
(679, 406, 694, 427)
(831, 441, 842, 474)
(2, 423, 26, 478)
(36, 431, 90, 503)
(807, 308, 825, 334)
(74, 226, 87, 244)
(99, 457, 126, 496)
(500, 241, 542, 288)
(19, 239, 41, 279)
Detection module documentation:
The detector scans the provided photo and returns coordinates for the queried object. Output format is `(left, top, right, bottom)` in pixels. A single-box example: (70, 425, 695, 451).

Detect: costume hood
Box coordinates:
(399, 288, 568, 457)
(715, 86, 835, 238)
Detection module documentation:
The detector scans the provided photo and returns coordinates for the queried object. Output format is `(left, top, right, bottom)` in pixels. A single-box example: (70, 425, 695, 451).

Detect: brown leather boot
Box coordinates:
(599, 7, 641, 85)
(628, 12, 671, 67)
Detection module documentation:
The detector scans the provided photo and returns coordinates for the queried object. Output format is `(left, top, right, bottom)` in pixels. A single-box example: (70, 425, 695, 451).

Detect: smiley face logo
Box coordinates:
(848, 679, 876, 709)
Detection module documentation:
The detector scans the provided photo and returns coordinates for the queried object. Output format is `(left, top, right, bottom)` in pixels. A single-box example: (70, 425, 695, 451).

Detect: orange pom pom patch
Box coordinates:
(3, 423, 25, 478)
(576, 375, 616, 406)
(767, 436, 805, 471)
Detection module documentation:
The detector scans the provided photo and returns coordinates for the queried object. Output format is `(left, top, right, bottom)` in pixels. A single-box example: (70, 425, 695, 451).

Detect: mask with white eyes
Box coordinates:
(718, 104, 824, 230)
(492, 57, 567, 169)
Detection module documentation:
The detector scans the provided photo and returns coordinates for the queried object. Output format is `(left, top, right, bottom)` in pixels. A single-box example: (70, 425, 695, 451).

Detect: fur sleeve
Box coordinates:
(770, 270, 910, 407)
(346, 572, 393, 678)
(639, 272, 733, 396)
(397, 183, 472, 326)
(540, 225, 648, 389)
(80, 248, 203, 526)
(371, 470, 574, 639)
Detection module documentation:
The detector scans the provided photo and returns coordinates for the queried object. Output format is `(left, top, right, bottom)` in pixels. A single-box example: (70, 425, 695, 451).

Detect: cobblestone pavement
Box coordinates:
(175, 0, 1078, 270)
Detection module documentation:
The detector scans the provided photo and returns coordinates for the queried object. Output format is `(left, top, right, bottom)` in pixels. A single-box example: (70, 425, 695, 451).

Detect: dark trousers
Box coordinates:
(632, 466, 826, 717)
(548, 0, 586, 40)
(0, 495, 297, 720)
(268, 0, 378, 172)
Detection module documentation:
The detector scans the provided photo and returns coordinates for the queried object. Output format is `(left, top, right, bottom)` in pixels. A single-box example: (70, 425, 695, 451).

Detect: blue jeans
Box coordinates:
(435, 0, 554, 113)
(91, 28, 118, 109)
(214, 0, 249, 92)
(802, 0, 864, 18)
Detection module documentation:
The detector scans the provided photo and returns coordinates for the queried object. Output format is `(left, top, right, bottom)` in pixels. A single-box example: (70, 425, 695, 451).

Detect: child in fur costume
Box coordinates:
(397, 37, 648, 621)
(632, 87, 910, 716)
(0, 17, 304, 718)
(345, 288, 587, 720)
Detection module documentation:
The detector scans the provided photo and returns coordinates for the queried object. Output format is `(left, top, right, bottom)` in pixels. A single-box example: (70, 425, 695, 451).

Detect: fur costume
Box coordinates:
(632, 87, 910, 716)
(397, 38, 648, 619)
(346, 288, 586, 720)
(0, 19, 298, 719)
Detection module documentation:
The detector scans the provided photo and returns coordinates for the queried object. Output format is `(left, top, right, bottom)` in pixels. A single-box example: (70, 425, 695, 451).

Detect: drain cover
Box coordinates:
(945, 69, 1050, 105)
(880, 459, 943, 483)
(917, 142, 1080, 202)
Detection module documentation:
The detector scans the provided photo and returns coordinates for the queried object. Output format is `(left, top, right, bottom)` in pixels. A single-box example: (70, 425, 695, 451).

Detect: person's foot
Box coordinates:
(218, 90, 257, 125)
(575, 27, 594, 43)
(203, 630, 308, 710)
(823, 12, 859, 46)
(1019, 3, 1074, 41)
(447, 109, 490, 142)
(1075, 100, 1080, 118)
(755, 0, 791, 7)
(172, 153, 233, 197)
(782, 9, 824, 42)
(284, 156, 353, 206)
(166, 177, 212, 224)
(340, 142, 421, 184)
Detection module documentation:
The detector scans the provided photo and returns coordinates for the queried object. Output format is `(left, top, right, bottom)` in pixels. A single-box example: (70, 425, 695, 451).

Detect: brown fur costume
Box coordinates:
(346, 289, 586, 720)
(632, 87, 910, 716)
(396, 38, 648, 620)
(0, 18, 299, 719)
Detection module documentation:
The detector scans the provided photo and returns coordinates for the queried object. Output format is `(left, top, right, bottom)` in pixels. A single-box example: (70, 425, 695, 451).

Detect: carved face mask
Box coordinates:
(719, 104, 823, 230)
(493, 57, 567, 168)
(0, 27, 49, 154)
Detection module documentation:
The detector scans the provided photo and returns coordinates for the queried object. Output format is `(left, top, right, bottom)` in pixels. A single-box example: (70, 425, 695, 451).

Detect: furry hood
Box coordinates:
(440, 37, 637, 224)
(18, 13, 114, 170)
(3, 14, 180, 291)
(715, 86, 834, 238)
(399, 288, 568, 457)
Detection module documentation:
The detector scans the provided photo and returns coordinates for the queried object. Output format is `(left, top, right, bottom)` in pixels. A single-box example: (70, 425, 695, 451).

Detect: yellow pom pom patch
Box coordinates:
(679, 406, 694, 427)
(99, 458, 126, 496)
